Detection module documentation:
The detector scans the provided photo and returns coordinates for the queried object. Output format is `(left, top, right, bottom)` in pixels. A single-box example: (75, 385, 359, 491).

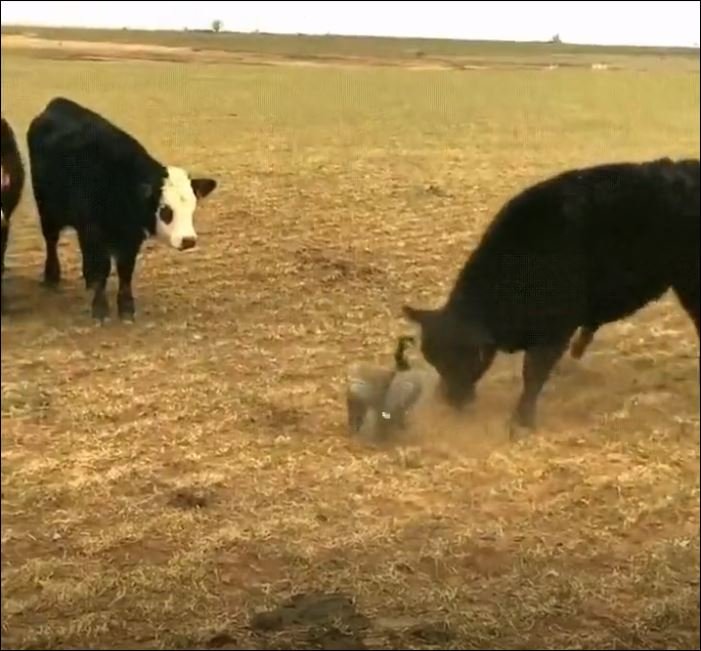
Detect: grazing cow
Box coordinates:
(404, 157, 700, 433)
(27, 97, 217, 322)
(1, 116, 26, 299)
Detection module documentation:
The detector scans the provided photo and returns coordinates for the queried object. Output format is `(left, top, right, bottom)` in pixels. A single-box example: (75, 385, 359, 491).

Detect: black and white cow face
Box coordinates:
(153, 166, 217, 251)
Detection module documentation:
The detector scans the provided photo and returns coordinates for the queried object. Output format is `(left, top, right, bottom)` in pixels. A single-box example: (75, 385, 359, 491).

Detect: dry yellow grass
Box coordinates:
(1, 32, 699, 650)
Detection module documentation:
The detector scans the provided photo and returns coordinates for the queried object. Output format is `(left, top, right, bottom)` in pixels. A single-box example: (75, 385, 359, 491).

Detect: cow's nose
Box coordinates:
(180, 237, 197, 251)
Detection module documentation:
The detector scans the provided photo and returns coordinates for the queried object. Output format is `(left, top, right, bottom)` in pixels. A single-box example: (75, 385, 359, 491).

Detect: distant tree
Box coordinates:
(550, 33, 562, 44)
(211, 19, 223, 33)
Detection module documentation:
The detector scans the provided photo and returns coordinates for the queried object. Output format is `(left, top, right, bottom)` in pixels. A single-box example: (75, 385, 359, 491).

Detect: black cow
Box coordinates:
(403, 157, 700, 433)
(27, 97, 218, 322)
(1, 115, 26, 303)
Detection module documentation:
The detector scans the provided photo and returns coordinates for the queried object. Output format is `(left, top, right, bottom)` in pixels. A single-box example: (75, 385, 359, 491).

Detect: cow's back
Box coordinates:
(28, 98, 162, 230)
(578, 159, 699, 324)
(29, 98, 155, 169)
(27, 102, 96, 225)
(448, 158, 700, 349)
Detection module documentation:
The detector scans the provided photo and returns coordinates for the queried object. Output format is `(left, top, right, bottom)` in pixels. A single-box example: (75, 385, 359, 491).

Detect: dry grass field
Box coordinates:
(1, 29, 700, 650)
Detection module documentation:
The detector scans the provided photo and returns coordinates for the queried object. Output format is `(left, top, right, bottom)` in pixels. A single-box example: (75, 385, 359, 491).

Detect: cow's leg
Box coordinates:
(1, 220, 8, 274)
(40, 217, 61, 288)
(81, 253, 90, 289)
(570, 325, 597, 359)
(0, 166, 6, 278)
(512, 338, 569, 433)
(116, 246, 138, 322)
(673, 278, 700, 340)
(1, 221, 7, 310)
(89, 255, 111, 323)
(1, 221, 8, 275)
(76, 228, 92, 289)
(79, 230, 111, 322)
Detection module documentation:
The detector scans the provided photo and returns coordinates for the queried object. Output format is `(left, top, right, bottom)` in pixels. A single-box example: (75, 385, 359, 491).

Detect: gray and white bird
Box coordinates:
(377, 365, 432, 435)
(346, 336, 435, 439)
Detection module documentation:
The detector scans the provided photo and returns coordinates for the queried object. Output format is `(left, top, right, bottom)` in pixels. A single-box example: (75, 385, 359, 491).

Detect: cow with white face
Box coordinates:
(27, 97, 217, 322)
(155, 166, 207, 251)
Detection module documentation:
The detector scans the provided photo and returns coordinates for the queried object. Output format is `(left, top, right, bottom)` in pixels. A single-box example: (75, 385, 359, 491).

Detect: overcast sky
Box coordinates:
(1, 1, 699, 47)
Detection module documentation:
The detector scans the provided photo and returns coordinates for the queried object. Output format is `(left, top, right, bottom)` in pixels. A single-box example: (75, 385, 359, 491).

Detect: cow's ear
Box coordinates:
(402, 305, 436, 328)
(191, 178, 217, 199)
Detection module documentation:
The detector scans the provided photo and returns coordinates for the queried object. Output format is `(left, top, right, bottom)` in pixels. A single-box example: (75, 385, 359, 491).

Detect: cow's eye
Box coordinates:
(159, 205, 174, 224)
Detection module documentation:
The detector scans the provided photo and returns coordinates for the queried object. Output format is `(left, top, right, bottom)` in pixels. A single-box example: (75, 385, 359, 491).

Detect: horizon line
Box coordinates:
(1, 22, 699, 51)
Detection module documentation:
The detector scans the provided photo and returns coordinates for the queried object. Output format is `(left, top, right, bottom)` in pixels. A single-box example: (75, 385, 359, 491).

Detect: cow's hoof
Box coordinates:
(508, 421, 532, 442)
(118, 306, 135, 323)
(509, 410, 536, 441)
(118, 301, 135, 323)
(92, 303, 110, 323)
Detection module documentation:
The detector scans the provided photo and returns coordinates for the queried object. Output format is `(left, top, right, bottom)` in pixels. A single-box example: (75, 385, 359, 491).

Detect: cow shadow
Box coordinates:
(2, 271, 89, 323)
(2, 269, 168, 328)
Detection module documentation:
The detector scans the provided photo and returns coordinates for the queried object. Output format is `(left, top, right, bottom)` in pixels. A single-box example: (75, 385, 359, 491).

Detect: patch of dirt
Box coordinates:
(294, 246, 385, 286)
(250, 592, 368, 631)
(0, 33, 484, 70)
(168, 489, 210, 510)
(250, 592, 370, 649)
(246, 592, 455, 650)
(2, 34, 192, 56)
